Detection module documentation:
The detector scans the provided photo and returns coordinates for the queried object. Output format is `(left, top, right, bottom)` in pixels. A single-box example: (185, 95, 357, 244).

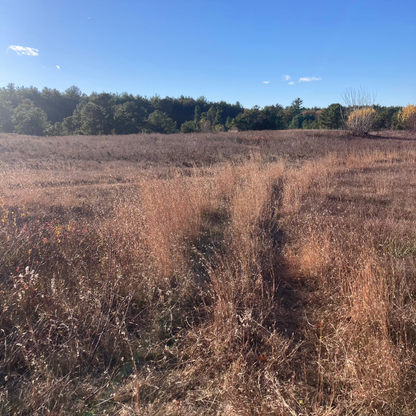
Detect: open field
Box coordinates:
(1, 130, 416, 415)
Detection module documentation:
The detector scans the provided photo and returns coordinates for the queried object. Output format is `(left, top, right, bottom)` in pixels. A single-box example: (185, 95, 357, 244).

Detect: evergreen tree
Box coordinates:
(289, 98, 304, 115)
(302, 119, 319, 129)
(11, 99, 51, 135)
(81, 102, 107, 135)
(113, 101, 146, 134)
(40, 87, 81, 124)
(0, 99, 14, 132)
(89, 93, 116, 133)
(319, 103, 342, 129)
(64, 86, 83, 101)
(49, 121, 64, 136)
(373, 106, 403, 130)
(225, 116, 233, 130)
(262, 105, 284, 130)
(1, 83, 19, 107)
(194, 105, 201, 122)
(144, 111, 177, 134)
(62, 106, 82, 135)
(232, 106, 283, 131)
(288, 115, 302, 129)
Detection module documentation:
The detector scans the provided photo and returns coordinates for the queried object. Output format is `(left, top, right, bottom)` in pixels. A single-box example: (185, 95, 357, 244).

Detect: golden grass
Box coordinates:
(2, 131, 416, 414)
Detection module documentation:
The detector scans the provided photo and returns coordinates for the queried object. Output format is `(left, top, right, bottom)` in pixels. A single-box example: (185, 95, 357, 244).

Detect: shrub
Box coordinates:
(346, 107, 377, 135)
(180, 120, 199, 133)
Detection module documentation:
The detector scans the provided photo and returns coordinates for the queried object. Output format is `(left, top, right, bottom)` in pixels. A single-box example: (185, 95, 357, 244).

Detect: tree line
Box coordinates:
(0, 83, 409, 136)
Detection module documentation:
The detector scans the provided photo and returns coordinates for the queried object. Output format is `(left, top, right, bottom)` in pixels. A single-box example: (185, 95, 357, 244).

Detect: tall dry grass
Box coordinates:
(281, 150, 416, 414)
(2, 131, 416, 414)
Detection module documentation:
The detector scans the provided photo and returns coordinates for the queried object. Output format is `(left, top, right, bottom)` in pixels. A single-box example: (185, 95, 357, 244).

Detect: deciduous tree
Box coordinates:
(398, 104, 416, 131)
(346, 107, 377, 135)
(342, 87, 377, 135)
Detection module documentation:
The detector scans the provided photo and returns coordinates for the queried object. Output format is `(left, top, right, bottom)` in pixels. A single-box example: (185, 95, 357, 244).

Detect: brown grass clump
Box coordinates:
(281, 150, 416, 413)
(2, 130, 416, 414)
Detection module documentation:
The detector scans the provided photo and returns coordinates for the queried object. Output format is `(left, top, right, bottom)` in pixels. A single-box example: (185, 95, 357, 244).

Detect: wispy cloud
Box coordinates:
(289, 82, 295, 85)
(283, 75, 291, 81)
(263, 81, 270, 84)
(8, 45, 39, 56)
(56, 65, 60, 70)
(299, 77, 321, 82)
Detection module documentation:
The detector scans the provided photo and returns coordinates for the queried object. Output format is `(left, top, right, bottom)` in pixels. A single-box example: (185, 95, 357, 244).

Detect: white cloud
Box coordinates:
(8, 45, 39, 56)
(289, 82, 295, 85)
(56, 65, 60, 70)
(283, 75, 291, 81)
(263, 81, 270, 84)
(299, 77, 321, 82)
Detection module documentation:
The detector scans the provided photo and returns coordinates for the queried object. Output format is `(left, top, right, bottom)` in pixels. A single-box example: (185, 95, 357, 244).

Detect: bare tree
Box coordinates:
(342, 86, 376, 108)
(341, 86, 378, 136)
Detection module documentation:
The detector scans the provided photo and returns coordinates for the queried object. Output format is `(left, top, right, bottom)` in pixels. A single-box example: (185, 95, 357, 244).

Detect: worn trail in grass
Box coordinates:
(1, 131, 416, 415)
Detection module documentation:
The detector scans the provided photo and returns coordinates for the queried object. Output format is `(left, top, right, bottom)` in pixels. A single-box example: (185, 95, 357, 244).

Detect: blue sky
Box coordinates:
(1, 0, 415, 108)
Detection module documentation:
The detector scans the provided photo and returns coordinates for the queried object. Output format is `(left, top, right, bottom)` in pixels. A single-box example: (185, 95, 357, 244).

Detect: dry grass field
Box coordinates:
(1, 129, 416, 415)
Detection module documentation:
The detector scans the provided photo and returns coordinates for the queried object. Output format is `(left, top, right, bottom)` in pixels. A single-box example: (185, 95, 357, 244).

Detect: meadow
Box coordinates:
(1, 129, 416, 415)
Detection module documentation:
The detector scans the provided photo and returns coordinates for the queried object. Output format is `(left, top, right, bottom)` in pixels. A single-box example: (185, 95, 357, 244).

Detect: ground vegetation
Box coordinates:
(1, 130, 416, 414)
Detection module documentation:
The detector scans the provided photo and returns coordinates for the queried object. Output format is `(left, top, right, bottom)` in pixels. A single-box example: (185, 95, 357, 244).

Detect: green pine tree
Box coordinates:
(11, 99, 51, 136)
(319, 103, 342, 129)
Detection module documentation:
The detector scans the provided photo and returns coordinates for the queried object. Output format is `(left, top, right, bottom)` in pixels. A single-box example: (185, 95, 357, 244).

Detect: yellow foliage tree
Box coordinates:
(346, 107, 377, 136)
(398, 104, 416, 131)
